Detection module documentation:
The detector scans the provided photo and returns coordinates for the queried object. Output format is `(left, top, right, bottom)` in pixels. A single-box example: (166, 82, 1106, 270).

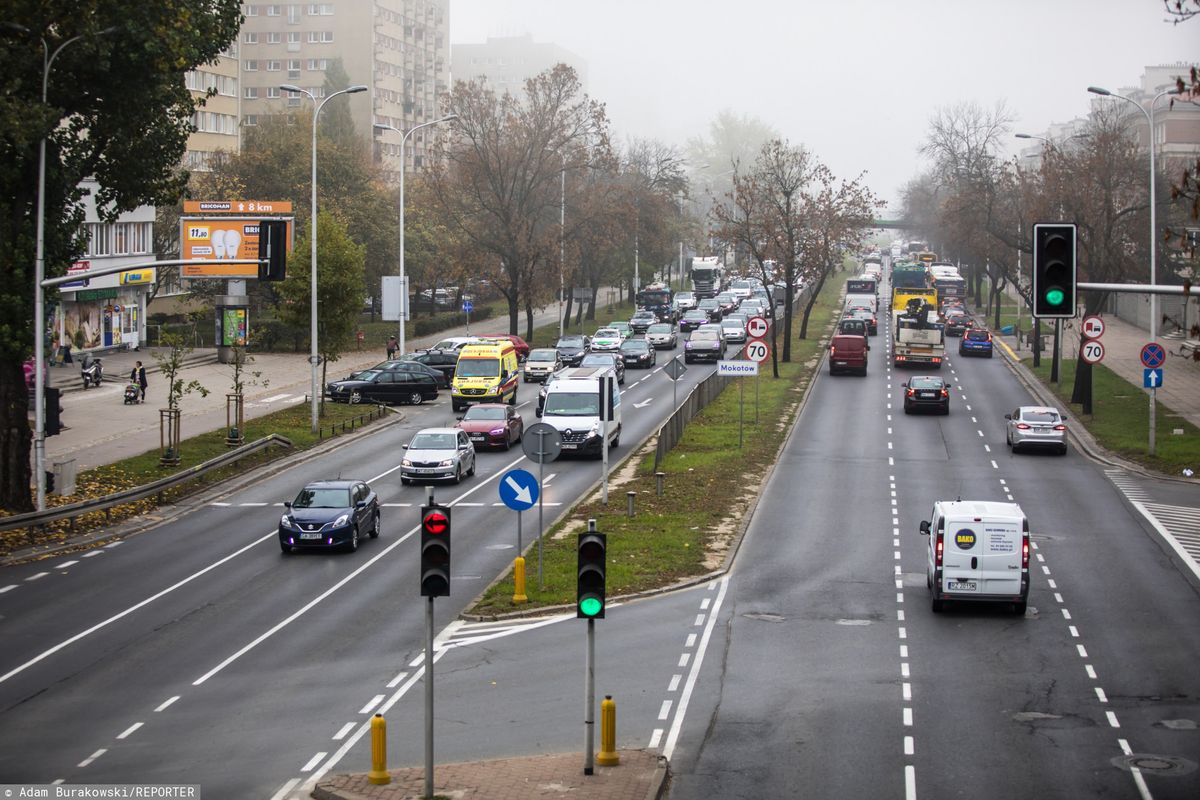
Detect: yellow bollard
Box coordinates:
(596, 695, 620, 766)
(368, 713, 390, 785)
(512, 556, 528, 604)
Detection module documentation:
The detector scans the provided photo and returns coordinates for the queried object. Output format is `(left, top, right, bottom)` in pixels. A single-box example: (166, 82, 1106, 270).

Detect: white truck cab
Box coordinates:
(536, 367, 621, 456)
(920, 500, 1030, 614)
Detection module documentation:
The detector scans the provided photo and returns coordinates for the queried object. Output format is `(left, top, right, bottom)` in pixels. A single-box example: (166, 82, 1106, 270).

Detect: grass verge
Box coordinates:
(1023, 358, 1200, 475)
(469, 282, 843, 616)
(2, 401, 392, 556)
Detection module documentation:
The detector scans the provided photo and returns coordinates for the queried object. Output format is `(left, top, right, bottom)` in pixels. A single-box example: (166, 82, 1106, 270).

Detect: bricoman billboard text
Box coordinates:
(180, 217, 293, 279)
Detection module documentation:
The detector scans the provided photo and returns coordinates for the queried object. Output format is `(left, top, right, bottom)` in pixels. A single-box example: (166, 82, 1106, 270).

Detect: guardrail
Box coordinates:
(0, 434, 294, 535)
(653, 368, 733, 472)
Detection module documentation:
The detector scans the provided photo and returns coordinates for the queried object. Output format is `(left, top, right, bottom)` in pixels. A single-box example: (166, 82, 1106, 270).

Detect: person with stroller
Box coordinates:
(130, 361, 147, 402)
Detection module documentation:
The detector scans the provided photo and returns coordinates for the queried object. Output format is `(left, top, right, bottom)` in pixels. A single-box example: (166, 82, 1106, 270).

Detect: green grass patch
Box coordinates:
(1024, 358, 1200, 474)
(469, 282, 843, 616)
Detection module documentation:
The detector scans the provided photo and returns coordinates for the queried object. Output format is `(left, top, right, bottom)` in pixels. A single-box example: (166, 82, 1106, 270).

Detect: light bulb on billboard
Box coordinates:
(225, 229, 241, 260)
(212, 229, 227, 259)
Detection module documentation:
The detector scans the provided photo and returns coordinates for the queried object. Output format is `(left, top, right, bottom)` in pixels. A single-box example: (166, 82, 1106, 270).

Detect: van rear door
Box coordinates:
(978, 520, 1022, 597)
(939, 517, 983, 596)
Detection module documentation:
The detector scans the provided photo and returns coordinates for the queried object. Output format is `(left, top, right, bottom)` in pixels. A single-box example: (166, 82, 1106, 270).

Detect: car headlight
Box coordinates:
(402, 458, 413, 467)
(490, 427, 506, 435)
(589, 422, 601, 437)
(280, 514, 294, 528)
(685, 341, 693, 348)
(438, 459, 454, 467)
(333, 514, 351, 527)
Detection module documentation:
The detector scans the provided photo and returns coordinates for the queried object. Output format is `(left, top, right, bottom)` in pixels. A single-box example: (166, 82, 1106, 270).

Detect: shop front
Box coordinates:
(57, 267, 155, 354)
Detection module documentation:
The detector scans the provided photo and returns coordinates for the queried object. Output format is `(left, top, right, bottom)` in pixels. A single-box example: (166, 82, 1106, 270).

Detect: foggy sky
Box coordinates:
(451, 0, 1196, 209)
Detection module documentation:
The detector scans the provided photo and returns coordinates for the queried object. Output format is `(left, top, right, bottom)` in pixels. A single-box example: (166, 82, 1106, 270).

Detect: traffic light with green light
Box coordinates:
(1033, 223, 1077, 319)
(420, 504, 451, 597)
(576, 531, 606, 619)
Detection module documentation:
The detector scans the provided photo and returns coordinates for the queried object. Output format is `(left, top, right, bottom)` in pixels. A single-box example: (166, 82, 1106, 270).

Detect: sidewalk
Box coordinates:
(311, 749, 667, 800)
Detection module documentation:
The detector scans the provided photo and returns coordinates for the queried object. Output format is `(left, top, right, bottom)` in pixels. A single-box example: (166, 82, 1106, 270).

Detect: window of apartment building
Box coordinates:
(244, 86, 259, 99)
(87, 223, 111, 257)
(266, 60, 281, 71)
(244, 32, 258, 43)
(287, 31, 301, 43)
(244, 4, 259, 16)
(244, 60, 258, 71)
(306, 58, 328, 70)
(266, 4, 281, 16)
(113, 223, 129, 255)
(132, 222, 151, 254)
(307, 30, 334, 43)
(308, 3, 334, 14)
(244, 115, 259, 126)
(267, 86, 281, 98)
(267, 31, 282, 43)
(287, 59, 301, 71)
(287, 4, 301, 23)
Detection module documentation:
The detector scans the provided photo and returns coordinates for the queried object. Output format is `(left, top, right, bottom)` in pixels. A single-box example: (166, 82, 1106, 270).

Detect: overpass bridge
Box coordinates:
(872, 219, 910, 230)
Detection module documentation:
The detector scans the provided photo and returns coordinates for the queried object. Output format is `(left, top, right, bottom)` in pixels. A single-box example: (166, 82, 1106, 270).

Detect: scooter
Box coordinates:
(81, 354, 103, 389)
(123, 383, 141, 404)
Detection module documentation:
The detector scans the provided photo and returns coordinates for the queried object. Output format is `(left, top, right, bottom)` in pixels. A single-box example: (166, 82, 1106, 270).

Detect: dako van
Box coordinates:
(535, 366, 621, 456)
(921, 500, 1030, 614)
(451, 341, 519, 412)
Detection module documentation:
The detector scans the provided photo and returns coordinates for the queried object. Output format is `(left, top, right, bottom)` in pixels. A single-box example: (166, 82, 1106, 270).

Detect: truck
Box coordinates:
(635, 283, 675, 322)
(893, 298, 945, 369)
(892, 286, 937, 315)
(689, 256, 724, 299)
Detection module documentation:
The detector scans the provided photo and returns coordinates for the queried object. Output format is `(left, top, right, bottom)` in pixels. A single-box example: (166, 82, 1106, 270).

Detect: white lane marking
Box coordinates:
(543, 473, 557, 485)
(685, 633, 697, 648)
(900, 645, 908, 658)
(358, 694, 385, 715)
(1036, 553, 1045, 563)
(668, 674, 682, 692)
(268, 779, 301, 800)
(662, 577, 730, 761)
(903, 707, 913, 726)
(26, 572, 49, 581)
(211, 502, 231, 507)
(984, 444, 991, 452)
(333, 722, 355, 741)
(301, 752, 326, 772)
(694, 614, 705, 626)
(1042, 565, 1051, 575)
(55, 560, 79, 569)
(78, 749, 106, 768)
(897, 593, 904, 603)
(155, 696, 180, 712)
(971, 417, 977, 423)
(1118, 738, 1156, 800)
(888, 442, 893, 450)
(1086, 665, 1097, 679)
(386, 671, 408, 689)
(889, 457, 894, 466)
(898, 627, 907, 639)
(1047, 579, 1057, 589)
(1062, 609, 1072, 620)
(1077, 645, 1089, 658)
(1107, 711, 1120, 728)
(0, 585, 15, 594)
(240, 502, 268, 507)
(649, 729, 663, 748)
(81, 551, 101, 558)
(700, 597, 711, 610)
(904, 735, 914, 755)
(1096, 688, 1108, 703)
(116, 722, 143, 740)
(1069, 626, 1080, 638)
(658, 700, 673, 720)
(678, 653, 690, 668)
(902, 682, 912, 701)
(260, 393, 292, 403)
(382, 502, 412, 507)
(901, 663, 910, 678)
(104, 541, 123, 548)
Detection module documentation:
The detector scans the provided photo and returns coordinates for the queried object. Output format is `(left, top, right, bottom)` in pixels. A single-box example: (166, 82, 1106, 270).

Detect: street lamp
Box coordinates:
(7, 22, 120, 511)
(282, 82, 368, 433)
(373, 113, 458, 356)
(1088, 84, 1180, 454)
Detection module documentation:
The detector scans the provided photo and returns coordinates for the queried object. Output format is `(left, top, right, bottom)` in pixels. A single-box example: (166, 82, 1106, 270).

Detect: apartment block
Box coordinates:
(451, 33, 587, 95)
(184, 49, 241, 172)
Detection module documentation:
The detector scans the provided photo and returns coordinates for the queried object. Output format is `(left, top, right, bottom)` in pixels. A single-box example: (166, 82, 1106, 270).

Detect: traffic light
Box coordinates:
(44, 387, 62, 436)
(1033, 223, 1077, 319)
(257, 219, 288, 281)
(420, 503, 451, 597)
(576, 531, 607, 619)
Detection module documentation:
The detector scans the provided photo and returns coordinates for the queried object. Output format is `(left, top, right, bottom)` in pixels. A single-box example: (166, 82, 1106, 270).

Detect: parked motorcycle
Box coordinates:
(81, 354, 103, 389)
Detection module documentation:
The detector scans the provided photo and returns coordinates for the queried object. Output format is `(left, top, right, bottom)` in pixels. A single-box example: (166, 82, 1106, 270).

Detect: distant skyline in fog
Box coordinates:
(450, 0, 1196, 208)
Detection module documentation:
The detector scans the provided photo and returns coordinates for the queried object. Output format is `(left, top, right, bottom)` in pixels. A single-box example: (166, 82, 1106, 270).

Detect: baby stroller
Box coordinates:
(124, 383, 141, 404)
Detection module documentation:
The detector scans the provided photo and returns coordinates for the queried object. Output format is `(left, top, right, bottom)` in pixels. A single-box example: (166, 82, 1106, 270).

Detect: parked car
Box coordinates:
(591, 327, 624, 352)
(523, 348, 563, 382)
(646, 323, 678, 350)
(629, 310, 658, 334)
(400, 428, 477, 484)
(326, 367, 439, 405)
(684, 327, 726, 363)
(620, 337, 657, 368)
(455, 403, 524, 450)
(902, 375, 950, 414)
(431, 336, 485, 353)
(392, 350, 458, 385)
(555, 335, 591, 366)
(279, 480, 379, 554)
(679, 309, 710, 332)
(958, 328, 994, 358)
(1005, 406, 1068, 454)
(580, 351, 625, 384)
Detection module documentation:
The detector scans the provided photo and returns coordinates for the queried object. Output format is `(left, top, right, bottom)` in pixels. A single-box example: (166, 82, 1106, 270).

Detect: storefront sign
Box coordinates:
(74, 288, 119, 301)
(183, 199, 293, 214)
(120, 268, 156, 285)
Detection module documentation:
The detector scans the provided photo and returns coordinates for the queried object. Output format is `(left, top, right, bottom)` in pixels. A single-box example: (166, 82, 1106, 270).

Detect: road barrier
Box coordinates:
(653, 360, 734, 472)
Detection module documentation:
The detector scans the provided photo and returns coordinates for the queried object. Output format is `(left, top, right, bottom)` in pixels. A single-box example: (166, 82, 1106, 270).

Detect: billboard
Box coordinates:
(183, 200, 293, 215)
(179, 217, 293, 279)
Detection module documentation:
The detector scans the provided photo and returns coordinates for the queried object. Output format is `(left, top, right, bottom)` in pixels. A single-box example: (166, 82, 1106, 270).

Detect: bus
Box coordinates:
(932, 275, 966, 303)
(635, 283, 675, 321)
(916, 251, 938, 266)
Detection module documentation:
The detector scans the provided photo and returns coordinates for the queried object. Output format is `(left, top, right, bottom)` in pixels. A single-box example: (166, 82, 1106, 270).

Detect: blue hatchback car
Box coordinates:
(958, 328, 993, 358)
(279, 480, 380, 554)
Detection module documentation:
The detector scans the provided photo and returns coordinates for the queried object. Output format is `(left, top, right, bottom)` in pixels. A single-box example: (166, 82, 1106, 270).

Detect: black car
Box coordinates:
(620, 338, 656, 368)
(326, 368, 440, 405)
(679, 309, 710, 332)
(555, 335, 591, 366)
(944, 313, 972, 337)
(902, 376, 950, 415)
(394, 349, 459, 384)
(629, 311, 658, 334)
(580, 352, 625, 384)
(846, 308, 878, 336)
(684, 328, 726, 363)
(279, 480, 379, 554)
(366, 358, 451, 389)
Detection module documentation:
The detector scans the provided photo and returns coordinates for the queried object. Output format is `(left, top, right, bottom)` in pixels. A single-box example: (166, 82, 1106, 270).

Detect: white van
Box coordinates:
(845, 292, 878, 313)
(536, 366, 621, 456)
(920, 500, 1030, 614)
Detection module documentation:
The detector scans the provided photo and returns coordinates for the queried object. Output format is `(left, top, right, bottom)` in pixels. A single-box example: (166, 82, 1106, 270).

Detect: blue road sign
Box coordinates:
(1140, 342, 1165, 368)
(1144, 368, 1164, 389)
(462, 300, 474, 314)
(499, 468, 538, 511)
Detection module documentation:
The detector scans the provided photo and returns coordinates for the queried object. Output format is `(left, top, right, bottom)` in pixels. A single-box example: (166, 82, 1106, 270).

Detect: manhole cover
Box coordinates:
(1111, 754, 1197, 776)
(742, 612, 785, 623)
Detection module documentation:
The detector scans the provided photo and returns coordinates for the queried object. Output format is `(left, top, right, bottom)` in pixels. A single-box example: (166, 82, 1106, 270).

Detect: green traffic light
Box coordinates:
(579, 596, 604, 617)
(1044, 288, 1065, 307)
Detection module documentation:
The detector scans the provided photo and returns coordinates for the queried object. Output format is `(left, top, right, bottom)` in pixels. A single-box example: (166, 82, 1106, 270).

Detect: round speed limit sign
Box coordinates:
(1080, 340, 1105, 365)
(745, 338, 770, 363)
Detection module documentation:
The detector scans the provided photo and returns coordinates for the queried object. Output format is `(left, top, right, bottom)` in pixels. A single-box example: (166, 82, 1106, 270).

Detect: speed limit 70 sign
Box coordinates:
(1080, 340, 1105, 365)
(745, 339, 770, 363)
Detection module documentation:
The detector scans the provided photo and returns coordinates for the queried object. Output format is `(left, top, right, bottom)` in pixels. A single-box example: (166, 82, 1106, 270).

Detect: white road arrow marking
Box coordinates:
(504, 475, 532, 504)
(634, 398, 654, 408)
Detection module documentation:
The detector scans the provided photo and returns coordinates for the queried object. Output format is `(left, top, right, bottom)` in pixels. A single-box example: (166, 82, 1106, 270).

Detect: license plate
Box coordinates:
(561, 443, 577, 450)
(299, 533, 322, 540)
(947, 580, 977, 592)
(469, 434, 485, 441)
(921, 392, 935, 398)
(413, 468, 436, 474)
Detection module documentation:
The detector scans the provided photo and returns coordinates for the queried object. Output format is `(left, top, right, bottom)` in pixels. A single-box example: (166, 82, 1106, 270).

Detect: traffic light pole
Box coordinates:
(584, 620, 595, 775)
(425, 594, 434, 799)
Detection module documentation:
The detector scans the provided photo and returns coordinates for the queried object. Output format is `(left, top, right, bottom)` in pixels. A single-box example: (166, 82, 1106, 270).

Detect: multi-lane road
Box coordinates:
(3, 295, 1198, 800)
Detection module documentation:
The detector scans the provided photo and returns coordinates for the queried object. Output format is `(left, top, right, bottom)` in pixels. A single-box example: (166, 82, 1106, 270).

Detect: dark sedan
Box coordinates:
(943, 312, 972, 337)
(902, 376, 950, 415)
(846, 307, 878, 336)
(684, 328, 726, 363)
(391, 350, 458, 384)
(620, 338, 656, 368)
(629, 311, 658, 333)
(326, 368, 440, 405)
(555, 335, 591, 366)
(279, 480, 379, 554)
(679, 309, 710, 332)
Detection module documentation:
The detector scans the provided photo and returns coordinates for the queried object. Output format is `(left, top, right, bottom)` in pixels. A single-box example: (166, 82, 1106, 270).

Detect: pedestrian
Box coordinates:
(130, 360, 147, 402)
(60, 336, 73, 365)
(386, 335, 398, 360)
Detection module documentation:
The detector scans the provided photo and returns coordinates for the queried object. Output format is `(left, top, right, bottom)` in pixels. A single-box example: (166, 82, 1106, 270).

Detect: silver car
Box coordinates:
(1005, 406, 1068, 454)
(721, 314, 748, 344)
(401, 428, 477, 484)
(646, 323, 678, 350)
(674, 291, 697, 311)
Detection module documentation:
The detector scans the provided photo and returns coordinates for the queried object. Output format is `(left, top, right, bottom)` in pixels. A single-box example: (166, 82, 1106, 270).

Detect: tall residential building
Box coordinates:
(238, 1, 450, 181)
(184, 49, 241, 171)
(451, 33, 587, 95)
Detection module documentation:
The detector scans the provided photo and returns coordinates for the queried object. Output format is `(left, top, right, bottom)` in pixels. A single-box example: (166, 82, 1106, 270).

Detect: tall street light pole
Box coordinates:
(12, 23, 119, 511)
(282, 83, 368, 433)
(558, 155, 566, 340)
(374, 114, 458, 356)
(1088, 85, 1179, 455)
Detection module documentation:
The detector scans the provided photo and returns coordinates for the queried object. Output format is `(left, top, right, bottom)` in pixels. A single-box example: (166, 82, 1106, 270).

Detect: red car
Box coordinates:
(482, 334, 530, 361)
(454, 403, 524, 449)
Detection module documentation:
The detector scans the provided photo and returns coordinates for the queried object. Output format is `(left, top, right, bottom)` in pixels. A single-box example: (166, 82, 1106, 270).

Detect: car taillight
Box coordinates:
(985, 334, 992, 341)
(1022, 536, 1030, 569)
(940, 389, 949, 397)
(1053, 424, 1066, 431)
(935, 532, 944, 567)
(1016, 423, 1031, 430)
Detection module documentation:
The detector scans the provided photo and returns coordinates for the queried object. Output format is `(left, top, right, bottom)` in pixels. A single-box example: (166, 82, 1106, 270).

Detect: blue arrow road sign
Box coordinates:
(1144, 368, 1164, 389)
(499, 468, 538, 511)
(462, 300, 474, 314)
